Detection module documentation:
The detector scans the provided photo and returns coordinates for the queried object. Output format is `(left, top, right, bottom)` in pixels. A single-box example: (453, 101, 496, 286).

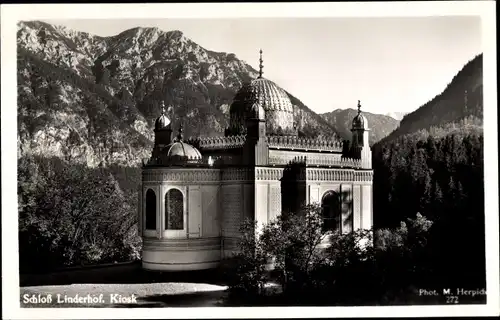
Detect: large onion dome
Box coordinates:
(352, 100, 369, 130)
(228, 50, 296, 136)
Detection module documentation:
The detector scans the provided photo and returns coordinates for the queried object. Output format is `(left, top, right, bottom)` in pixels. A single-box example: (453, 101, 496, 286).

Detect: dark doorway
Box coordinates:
(321, 190, 341, 233)
(145, 189, 157, 230)
(281, 162, 306, 214)
(165, 189, 184, 230)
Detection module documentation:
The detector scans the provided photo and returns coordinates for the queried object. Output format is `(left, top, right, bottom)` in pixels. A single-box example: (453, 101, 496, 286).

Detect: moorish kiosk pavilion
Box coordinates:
(138, 51, 374, 271)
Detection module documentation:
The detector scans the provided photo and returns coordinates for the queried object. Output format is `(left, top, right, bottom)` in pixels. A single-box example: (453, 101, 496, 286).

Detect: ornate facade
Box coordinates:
(138, 51, 373, 271)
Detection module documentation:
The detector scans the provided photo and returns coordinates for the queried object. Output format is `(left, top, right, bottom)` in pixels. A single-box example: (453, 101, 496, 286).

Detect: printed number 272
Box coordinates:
(446, 296, 459, 304)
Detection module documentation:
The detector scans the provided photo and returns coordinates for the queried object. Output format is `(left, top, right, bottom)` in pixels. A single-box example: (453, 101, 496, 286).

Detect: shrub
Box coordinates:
(227, 206, 435, 305)
(374, 227, 405, 251)
(224, 219, 269, 297)
(306, 229, 377, 304)
(373, 213, 435, 291)
(259, 204, 326, 294)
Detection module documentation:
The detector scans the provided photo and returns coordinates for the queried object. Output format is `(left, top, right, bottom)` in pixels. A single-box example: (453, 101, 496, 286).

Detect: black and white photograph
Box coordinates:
(1, 2, 498, 318)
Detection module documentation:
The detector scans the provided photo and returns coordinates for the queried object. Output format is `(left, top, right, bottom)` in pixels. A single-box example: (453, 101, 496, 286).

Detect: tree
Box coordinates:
(223, 219, 269, 297)
(259, 204, 326, 293)
(18, 156, 141, 273)
(372, 127, 485, 289)
(420, 171, 433, 211)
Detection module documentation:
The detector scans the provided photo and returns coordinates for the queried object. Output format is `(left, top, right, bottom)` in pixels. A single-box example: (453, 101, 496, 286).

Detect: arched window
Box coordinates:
(321, 191, 341, 233)
(145, 189, 156, 230)
(165, 189, 184, 230)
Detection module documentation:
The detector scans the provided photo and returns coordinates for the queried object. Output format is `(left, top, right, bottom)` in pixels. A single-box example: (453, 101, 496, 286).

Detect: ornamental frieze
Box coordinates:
(141, 165, 372, 183)
(142, 168, 221, 182)
(221, 168, 254, 181)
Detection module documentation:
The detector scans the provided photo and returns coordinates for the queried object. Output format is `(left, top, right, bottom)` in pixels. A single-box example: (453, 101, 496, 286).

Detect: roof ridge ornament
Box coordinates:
(176, 122, 184, 142)
(160, 100, 166, 115)
(258, 49, 263, 79)
(357, 100, 362, 115)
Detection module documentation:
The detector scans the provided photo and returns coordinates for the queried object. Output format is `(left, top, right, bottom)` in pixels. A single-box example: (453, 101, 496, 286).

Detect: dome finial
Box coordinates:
(176, 123, 184, 142)
(258, 49, 263, 78)
(160, 100, 166, 115)
(357, 100, 362, 114)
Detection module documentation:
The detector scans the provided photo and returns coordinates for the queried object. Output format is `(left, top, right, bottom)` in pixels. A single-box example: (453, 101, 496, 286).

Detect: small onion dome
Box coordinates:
(165, 141, 202, 159)
(352, 100, 369, 130)
(165, 124, 202, 160)
(155, 101, 171, 130)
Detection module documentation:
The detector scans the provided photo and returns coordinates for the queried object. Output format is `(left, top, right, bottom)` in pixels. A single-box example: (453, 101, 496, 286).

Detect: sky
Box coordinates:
(43, 17, 482, 115)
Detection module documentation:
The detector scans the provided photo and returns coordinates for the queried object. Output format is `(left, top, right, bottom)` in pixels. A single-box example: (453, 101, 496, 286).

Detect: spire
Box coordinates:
(176, 123, 184, 142)
(258, 49, 263, 78)
(357, 100, 362, 114)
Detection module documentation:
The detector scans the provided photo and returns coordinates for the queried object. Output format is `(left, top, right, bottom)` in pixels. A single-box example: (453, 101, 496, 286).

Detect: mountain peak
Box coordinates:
(136, 26, 161, 33)
(377, 53, 483, 144)
(17, 20, 340, 167)
(385, 111, 408, 121)
(320, 108, 400, 145)
(166, 29, 184, 37)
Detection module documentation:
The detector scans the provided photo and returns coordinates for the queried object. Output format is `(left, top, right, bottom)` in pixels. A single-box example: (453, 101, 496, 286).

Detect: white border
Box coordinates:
(1, 1, 498, 318)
